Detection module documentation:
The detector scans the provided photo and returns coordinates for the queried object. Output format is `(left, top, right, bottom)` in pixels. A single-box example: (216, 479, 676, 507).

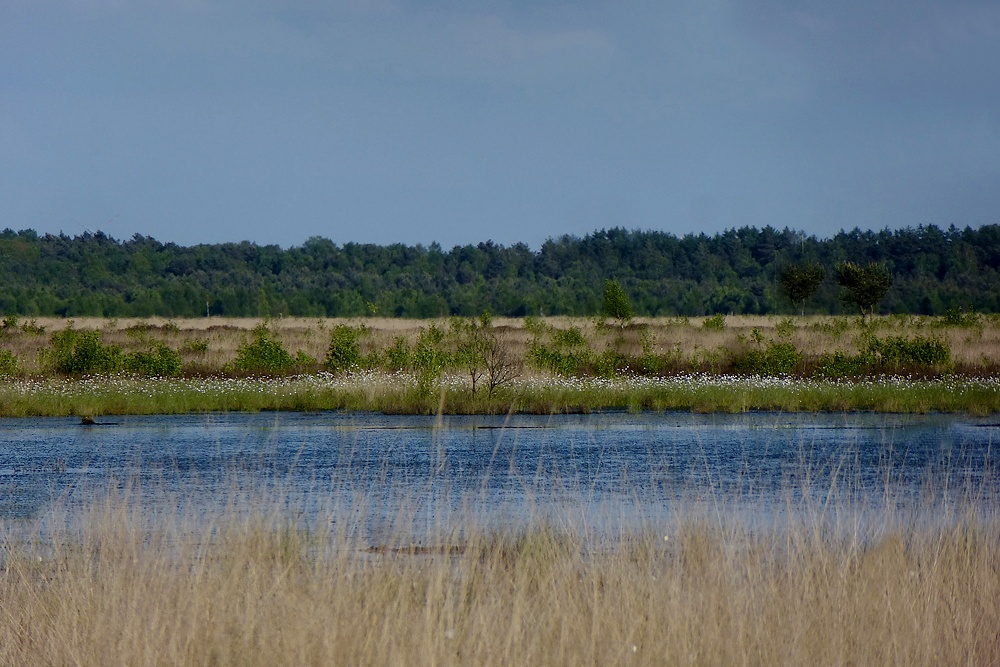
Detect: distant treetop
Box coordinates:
(0, 224, 996, 317)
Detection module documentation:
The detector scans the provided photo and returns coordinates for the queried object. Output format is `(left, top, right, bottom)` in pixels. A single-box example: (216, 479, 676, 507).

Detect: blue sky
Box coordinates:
(2, 0, 998, 247)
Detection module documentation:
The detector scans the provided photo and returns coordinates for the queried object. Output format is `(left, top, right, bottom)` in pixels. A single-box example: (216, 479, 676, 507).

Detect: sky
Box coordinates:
(2, 0, 999, 248)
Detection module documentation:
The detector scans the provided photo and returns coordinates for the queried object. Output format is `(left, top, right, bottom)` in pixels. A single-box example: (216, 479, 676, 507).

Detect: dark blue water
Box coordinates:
(0, 412, 996, 525)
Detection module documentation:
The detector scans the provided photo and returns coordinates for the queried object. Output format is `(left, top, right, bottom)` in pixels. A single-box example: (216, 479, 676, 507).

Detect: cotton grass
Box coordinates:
(1, 370, 999, 416)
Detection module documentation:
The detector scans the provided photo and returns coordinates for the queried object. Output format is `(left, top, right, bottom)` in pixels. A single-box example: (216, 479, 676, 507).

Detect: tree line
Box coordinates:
(0, 224, 997, 318)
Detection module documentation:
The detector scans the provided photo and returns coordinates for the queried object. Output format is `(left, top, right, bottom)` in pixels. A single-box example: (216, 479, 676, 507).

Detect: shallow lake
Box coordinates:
(0, 413, 1000, 518)
(0, 411, 997, 531)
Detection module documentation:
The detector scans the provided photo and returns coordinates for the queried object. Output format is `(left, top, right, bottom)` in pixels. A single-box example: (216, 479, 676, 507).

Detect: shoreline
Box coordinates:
(1, 371, 998, 418)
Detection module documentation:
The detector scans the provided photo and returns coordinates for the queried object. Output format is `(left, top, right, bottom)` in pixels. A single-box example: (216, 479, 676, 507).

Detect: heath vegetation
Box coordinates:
(0, 313, 998, 416)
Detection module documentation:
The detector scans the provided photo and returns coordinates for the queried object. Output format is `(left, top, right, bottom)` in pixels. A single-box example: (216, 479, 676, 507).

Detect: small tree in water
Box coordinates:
(779, 262, 825, 315)
(602, 279, 633, 329)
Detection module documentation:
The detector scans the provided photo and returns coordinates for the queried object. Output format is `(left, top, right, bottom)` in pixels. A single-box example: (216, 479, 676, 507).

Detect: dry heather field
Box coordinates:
(2, 314, 1000, 415)
(3, 313, 999, 375)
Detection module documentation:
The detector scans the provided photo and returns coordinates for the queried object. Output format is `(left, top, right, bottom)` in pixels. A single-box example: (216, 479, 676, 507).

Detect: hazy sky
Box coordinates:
(3, 0, 999, 247)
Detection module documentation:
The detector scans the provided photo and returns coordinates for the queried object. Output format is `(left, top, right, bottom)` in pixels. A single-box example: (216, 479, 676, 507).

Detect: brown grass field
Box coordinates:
(2, 314, 999, 376)
(1, 479, 997, 665)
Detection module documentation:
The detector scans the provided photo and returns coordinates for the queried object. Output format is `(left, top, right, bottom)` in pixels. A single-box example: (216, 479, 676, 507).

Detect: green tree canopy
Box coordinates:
(779, 262, 825, 315)
(836, 261, 893, 319)
(602, 279, 633, 327)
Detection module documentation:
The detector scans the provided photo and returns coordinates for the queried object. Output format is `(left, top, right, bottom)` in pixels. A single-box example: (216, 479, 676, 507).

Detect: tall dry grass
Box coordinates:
(1, 474, 997, 666)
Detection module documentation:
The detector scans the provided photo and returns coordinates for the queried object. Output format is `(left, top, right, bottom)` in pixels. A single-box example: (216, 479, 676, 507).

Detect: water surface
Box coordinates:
(0, 412, 996, 529)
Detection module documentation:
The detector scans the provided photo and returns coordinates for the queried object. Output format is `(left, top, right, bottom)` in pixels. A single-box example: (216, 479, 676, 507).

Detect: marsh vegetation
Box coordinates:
(0, 313, 998, 415)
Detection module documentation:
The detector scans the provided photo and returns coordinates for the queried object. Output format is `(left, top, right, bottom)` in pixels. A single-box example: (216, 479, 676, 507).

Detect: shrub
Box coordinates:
(814, 351, 872, 378)
(0, 349, 17, 377)
(775, 318, 796, 339)
(937, 307, 983, 329)
(231, 325, 295, 374)
(528, 325, 591, 376)
(182, 338, 209, 354)
(552, 326, 588, 348)
(702, 314, 726, 331)
(413, 324, 451, 392)
(815, 335, 951, 378)
(48, 328, 123, 376)
(639, 328, 658, 374)
(452, 314, 490, 396)
(594, 349, 627, 378)
(125, 323, 152, 340)
(731, 341, 801, 376)
(295, 350, 318, 368)
(811, 318, 850, 341)
(20, 319, 46, 336)
(124, 343, 182, 377)
(384, 336, 411, 370)
(868, 335, 950, 369)
(325, 325, 364, 373)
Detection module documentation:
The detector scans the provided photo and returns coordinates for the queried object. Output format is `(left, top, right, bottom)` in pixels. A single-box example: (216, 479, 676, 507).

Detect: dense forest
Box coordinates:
(0, 225, 997, 318)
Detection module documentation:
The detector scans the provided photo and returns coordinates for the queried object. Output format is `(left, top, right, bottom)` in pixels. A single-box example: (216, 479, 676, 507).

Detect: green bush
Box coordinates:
(937, 307, 983, 329)
(0, 349, 17, 377)
(384, 336, 411, 370)
(295, 350, 318, 368)
(48, 328, 124, 376)
(593, 349, 627, 378)
(868, 335, 950, 369)
(552, 326, 588, 348)
(815, 335, 951, 378)
(182, 338, 209, 353)
(528, 325, 592, 376)
(124, 343, 182, 377)
(775, 318, 796, 339)
(231, 325, 295, 374)
(325, 324, 364, 373)
(702, 314, 726, 331)
(731, 341, 801, 376)
(20, 319, 46, 336)
(412, 324, 451, 392)
(814, 351, 872, 378)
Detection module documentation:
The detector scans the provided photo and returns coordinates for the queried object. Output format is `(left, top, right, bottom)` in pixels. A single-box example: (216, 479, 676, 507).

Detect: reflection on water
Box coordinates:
(0, 412, 996, 529)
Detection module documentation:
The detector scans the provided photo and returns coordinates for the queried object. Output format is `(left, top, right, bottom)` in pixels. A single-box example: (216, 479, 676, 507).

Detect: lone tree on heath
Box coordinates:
(602, 279, 633, 328)
(779, 262, 825, 315)
(836, 261, 892, 320)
